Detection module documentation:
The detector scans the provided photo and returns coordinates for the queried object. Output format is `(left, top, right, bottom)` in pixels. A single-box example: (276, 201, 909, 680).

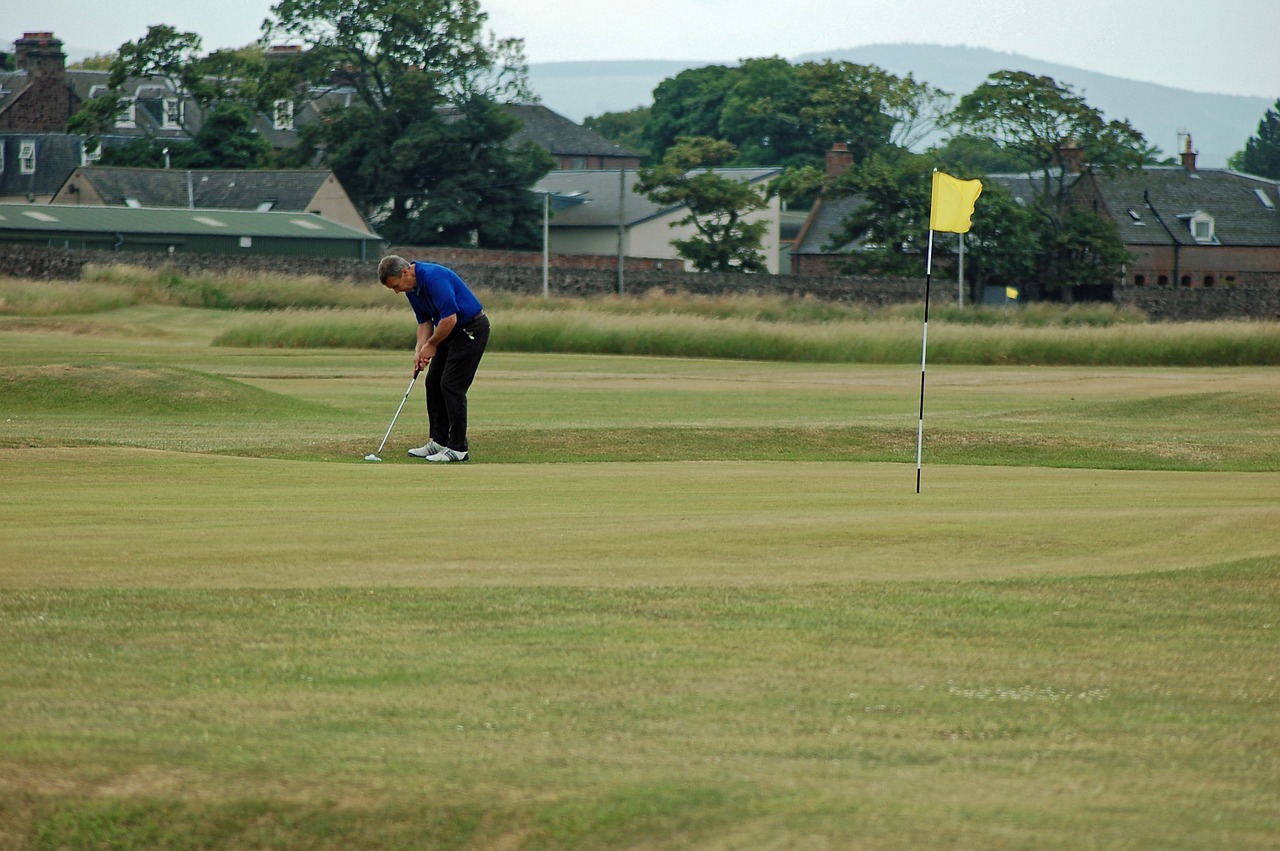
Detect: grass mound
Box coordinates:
(0, 364, 334, 417)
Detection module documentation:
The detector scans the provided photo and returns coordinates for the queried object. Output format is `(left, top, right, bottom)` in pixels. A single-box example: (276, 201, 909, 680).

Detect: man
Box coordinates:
(378, 254, 490, 463)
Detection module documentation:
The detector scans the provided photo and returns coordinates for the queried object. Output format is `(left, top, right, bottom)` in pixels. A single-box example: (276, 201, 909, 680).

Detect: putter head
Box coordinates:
(364, 453, 382, 462)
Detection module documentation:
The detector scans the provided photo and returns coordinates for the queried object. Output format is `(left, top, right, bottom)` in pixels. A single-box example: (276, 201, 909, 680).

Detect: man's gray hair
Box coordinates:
(378, 254, 411, 284)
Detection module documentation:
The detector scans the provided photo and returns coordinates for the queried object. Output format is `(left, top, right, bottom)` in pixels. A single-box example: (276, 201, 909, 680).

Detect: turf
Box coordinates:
(1, 299, 1278, 849)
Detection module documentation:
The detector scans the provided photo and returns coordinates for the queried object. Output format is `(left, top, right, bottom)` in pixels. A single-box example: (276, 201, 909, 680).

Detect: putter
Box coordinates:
(364, 367, 420, 462)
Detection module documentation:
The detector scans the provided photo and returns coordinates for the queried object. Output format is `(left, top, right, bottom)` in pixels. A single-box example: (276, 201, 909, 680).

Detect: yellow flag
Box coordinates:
(930, 172, 983, 233)
(1005, 286, 1019, 300)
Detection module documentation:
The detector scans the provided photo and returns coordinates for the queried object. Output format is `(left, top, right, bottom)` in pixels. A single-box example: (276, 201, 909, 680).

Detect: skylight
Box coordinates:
(290, 218, 324, 230)
(193, 216, 228, 227)
(1255, 188, 1277, 210)
(23, 211, 58, 222)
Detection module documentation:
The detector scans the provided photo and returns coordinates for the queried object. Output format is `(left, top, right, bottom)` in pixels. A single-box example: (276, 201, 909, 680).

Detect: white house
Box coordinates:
(533, 167, 784, 273)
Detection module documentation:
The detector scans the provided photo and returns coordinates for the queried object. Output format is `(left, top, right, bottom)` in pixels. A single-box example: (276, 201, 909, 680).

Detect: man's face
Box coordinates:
(383, 266, 415, 294)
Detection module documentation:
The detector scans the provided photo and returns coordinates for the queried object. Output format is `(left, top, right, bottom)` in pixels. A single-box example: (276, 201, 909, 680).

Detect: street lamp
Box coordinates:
(532, 190, 587, 298)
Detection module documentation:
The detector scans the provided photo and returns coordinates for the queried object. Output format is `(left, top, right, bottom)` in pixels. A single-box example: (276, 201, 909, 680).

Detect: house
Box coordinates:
(789, 144, 868, 275)
(0, 133, 90, 202)
(1070, 143, 1280, 289)
(504, 104, 641, 171)
(0, 202, 381, 259)
(793, 139, 1280, 291)
(51, 166, 373, 233)
(532, 167, 784, 273)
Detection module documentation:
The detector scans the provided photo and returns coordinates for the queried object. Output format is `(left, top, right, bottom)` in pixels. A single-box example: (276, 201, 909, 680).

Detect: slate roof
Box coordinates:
(505, 104, 641, 159)
(1088, 167, 1280, 247)
(0, 133, 84, 197)
(791, 195, 869, 256)
(0, 202, 378, 241)
(532, 167, 781, 228)
(66, 166, 336, 211)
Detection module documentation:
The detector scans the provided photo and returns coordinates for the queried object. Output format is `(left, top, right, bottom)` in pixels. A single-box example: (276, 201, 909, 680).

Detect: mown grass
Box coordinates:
(1, 269, 1278, 848)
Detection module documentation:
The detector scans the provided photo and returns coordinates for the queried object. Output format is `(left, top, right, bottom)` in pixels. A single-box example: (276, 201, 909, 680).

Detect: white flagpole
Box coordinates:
(917, 228, 935, 494)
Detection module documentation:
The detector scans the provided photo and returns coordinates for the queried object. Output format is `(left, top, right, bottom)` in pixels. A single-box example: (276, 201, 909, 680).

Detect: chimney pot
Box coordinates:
(826, 142, 853, 179)
(1180, 134, 1197, 172)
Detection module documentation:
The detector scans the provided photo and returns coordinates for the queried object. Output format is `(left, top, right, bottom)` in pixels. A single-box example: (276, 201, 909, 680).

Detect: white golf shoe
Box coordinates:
(426, 448, 469, 463)
(407, 441, 447, 458)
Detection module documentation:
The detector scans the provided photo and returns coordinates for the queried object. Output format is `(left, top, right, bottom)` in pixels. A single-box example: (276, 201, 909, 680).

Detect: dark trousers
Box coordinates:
(425, 314, 489, 452)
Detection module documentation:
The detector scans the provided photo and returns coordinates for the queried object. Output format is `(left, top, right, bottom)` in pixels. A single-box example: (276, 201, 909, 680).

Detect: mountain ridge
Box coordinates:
(527, 44, 1276, 168)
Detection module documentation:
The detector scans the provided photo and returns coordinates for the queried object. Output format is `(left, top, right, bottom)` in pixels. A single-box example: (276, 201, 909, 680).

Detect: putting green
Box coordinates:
(3, 447, 1275, 588)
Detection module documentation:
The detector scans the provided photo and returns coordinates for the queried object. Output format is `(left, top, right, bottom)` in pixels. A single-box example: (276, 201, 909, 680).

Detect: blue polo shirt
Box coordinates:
(404, 262, 484, 327)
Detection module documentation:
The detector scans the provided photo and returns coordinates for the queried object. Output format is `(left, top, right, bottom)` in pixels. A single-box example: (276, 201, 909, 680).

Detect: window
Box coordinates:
(162, 98, 184, 129)
(1134, 274, 1146, 286)
(1254, 188, 1276, 210)
(1157, 275, 1169, 287)
(19, 140, 35, 174)
(1204, 275, 1215, 287)
(81, 140, 101, 165)
(1186, 210, 1216, 244)
(273, 99, 294, 131)
(116, 97, 136, 128)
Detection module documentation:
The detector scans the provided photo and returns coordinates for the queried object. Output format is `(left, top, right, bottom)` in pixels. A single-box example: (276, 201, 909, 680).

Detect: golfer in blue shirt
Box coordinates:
(378, 254, 490, 463)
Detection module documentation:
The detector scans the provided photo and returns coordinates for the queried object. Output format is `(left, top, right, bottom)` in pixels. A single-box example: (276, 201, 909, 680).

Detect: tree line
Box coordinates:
(62, 1, 1280, 298)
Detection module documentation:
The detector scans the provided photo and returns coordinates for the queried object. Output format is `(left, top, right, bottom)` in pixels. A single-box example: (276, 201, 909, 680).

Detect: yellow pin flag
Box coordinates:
(1006, 286, 1019, 301)
(930, 172, 983, 234)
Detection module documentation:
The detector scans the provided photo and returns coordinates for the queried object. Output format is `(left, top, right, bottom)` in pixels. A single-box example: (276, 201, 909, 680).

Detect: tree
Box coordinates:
(583, 107, 651, 160)
(950, 71, 1142, 297)
(265, 0, 550, 247)
(820, 150, 934, 277)
(1229, 99, 1280, 179)
(634, 137, 770, 273)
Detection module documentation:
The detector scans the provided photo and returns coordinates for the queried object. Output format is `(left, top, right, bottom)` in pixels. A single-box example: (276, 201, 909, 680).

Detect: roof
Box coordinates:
(0, 203, 380, 241)
(505, 104, 641, 158)
(791, 195, 868, 256)
(532, 167, 782, 229)
(1088, 167, 1280, 247)
(0, 133, 85, 197)
(64, 167, 336, 211)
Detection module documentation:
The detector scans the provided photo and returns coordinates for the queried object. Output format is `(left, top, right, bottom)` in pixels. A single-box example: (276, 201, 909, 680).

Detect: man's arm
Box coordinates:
(415, 314, 457, 370)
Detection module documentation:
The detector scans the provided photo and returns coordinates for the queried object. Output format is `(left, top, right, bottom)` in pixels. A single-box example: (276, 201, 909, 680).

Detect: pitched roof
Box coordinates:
(505, 103, 641, 158)
(1088, 167, 1280, 247)
(66, 167, 335, 211)
(791, 195, 868, 256)
(0, 202, 379, 241)
(0, 134, 85, 197)
(532, 167, 781, 228)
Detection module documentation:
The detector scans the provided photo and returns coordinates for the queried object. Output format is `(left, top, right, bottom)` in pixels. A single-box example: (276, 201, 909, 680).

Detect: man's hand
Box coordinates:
(415, 343, 436, 371)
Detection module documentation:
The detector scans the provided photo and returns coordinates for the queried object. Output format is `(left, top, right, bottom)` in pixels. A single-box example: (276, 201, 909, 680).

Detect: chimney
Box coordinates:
(1058, 138, 1085, 174)
(1180, 134, 1197, 172)
(14, 32, 66, 80)
(826, 142, 853, 179)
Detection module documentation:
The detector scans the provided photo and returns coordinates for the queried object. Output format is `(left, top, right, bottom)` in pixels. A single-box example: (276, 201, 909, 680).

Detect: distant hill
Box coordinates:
(527, 44, 1276, 168)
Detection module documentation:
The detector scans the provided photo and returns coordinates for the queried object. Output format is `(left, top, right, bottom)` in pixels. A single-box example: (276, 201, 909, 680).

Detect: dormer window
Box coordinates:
(19, 140, 36, 174)
(1182, 210, 1216, 244)
(273, 99, 294, 131)
(163, 98, 184, 129)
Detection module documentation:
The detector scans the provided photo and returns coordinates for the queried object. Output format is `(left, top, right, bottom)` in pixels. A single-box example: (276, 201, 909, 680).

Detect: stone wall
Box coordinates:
(5, 243, 1280, 319)
(0, 243, 946, 306)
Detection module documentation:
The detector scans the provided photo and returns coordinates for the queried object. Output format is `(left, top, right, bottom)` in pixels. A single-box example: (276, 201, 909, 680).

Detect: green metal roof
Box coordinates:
(0, 203, 381, 242)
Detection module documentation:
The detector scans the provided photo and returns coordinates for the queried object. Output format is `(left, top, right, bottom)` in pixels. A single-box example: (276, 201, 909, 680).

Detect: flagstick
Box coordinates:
(917, 229, 935, 494)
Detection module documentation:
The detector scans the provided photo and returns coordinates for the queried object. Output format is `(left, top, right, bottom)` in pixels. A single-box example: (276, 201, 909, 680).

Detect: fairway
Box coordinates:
(2, 300, 1278, 849)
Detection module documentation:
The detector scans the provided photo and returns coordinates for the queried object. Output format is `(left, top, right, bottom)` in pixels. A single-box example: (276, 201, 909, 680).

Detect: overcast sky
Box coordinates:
(16, 0, 1280, 99)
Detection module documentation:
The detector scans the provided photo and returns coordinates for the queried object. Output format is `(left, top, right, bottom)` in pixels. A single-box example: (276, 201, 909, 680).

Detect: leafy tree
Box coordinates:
(583, 107, 651, 160)
(1228, 99, 1280, 179)
(950, 71, 1141, 297)
(951, 71, 1147, 206)
(643, 65, 735, 161)
(820, 150, 934, 276)
(70, 52, 117, 71)
(634, 137, 770, 273)
(265, 0, 549, 247)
